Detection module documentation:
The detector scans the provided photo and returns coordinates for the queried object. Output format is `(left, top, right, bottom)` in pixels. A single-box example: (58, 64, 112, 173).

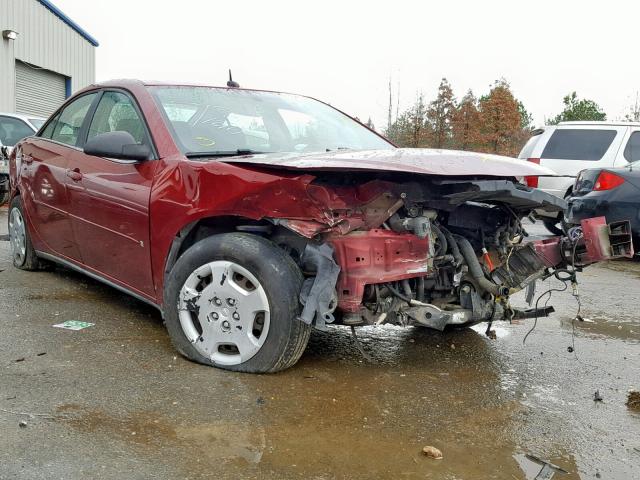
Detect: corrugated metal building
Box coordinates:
(0, 0, 97, 117)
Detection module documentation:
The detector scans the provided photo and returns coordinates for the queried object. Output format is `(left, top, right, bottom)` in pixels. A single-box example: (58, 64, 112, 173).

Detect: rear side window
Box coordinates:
(49, 93, 98, 147)
(624, 131, 640, 162)
(518, 133, 542, 159)
(541, 129, 616, 161)
(0, 116, 34, 146)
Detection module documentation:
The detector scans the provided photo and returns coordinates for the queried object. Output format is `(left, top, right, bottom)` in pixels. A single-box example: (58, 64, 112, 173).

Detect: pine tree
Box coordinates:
(426, 78, 456, 148)
(451, 90, 482, 151)
(406, 93, 430, 147)
(478, 79, 523, 156)
(386, 93, 430, 147)
(548, 92, 606, 125)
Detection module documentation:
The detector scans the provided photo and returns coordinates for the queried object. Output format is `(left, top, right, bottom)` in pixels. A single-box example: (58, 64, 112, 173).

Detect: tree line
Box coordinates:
(378, 77, 615, 157)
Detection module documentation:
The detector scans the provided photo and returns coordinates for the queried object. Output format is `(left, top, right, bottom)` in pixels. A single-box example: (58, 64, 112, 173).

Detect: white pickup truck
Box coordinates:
(0, 113, 45, 204)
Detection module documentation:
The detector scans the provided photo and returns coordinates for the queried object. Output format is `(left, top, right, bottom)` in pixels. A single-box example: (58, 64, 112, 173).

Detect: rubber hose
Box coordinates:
(385, 282, 413, 306)
(431, 224, 447, 257)
(440, 226, 463, 266)
(401, 279, 412, 298)
(453, 235, 507, 296)
(417, 277, 425, 302)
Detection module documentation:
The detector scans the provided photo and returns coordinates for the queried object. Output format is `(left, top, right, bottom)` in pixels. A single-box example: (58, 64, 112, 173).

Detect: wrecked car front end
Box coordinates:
(221, 149, 634, 332)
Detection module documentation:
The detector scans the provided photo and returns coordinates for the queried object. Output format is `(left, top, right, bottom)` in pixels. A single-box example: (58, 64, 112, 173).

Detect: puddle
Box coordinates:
(514, 452, 577, 479)
(176, 423, 266, 464)
(560, 316, 640, 342)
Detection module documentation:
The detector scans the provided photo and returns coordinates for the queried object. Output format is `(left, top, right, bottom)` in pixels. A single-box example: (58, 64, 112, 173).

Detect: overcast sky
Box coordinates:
(53, 0, 639, 129)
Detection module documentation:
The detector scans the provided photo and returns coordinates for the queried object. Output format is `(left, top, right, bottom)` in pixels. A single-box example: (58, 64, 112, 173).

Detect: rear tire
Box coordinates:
(163, 233, 311, 373)
(8, 195, 41, 270)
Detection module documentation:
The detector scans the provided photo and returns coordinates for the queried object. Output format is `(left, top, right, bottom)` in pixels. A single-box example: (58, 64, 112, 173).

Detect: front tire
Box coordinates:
(163, 233, 311, 373)
(8, 195, 40, 270)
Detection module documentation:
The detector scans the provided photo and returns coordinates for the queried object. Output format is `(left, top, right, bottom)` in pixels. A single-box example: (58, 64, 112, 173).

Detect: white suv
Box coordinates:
(518, 121, 640, 233)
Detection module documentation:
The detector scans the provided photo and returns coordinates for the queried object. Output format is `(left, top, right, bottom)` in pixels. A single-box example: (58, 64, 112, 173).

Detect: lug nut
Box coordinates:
(211, 312, 219, 320)
(227, 298, 236, 306)
(232, 312, 240, 320)
(213, 297, 222, 306)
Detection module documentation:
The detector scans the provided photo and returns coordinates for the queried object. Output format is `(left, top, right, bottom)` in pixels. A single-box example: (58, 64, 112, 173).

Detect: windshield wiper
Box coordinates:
(185, 149, 267, 158)
(325, 147, 353, 152)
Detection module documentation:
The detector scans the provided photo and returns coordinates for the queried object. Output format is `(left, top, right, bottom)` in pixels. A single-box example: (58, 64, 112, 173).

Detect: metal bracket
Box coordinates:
(405, 303, 472, 331)
(298, 243, 341, 330)
(512, 306, 555, 320)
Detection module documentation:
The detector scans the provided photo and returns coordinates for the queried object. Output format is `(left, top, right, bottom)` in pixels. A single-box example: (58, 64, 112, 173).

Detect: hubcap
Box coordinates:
(177, 261, 270, 366)
(8, 207, 26, 265)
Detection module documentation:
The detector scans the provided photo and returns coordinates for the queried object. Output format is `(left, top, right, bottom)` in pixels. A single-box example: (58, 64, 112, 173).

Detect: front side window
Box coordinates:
(624, 131, 640, 162)
(48, 93, 98, 147)
(541, 129, 617, 161)
(0, 116, 35, 146)
(149, 86, 393, 156)
(88, 91, 147, 144)
(40, 113, 59, 139)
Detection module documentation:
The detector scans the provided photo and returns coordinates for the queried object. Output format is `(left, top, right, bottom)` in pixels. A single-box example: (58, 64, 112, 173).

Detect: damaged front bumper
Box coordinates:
(298, 216, 634, 331)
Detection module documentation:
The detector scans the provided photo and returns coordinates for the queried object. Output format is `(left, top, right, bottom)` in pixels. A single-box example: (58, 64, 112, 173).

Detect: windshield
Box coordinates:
(28, 118, 45, 130)
(149, 86, 393, 156)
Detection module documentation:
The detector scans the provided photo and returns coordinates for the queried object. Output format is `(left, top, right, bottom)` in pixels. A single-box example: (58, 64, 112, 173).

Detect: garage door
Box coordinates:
(15, 61, 66, 118)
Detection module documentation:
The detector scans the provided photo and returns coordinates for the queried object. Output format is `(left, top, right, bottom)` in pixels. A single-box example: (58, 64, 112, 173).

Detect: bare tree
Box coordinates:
(624, 92, 640, 122)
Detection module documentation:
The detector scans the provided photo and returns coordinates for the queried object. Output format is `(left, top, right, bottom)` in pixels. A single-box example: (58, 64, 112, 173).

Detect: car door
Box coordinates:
(18, 92, 98, 261)
(615, 127, 640, 166)
(65, 89, 158, 298)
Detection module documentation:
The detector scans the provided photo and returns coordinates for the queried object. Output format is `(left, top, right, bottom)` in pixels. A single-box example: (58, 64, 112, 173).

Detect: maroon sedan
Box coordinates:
(8, 80, 632, 372)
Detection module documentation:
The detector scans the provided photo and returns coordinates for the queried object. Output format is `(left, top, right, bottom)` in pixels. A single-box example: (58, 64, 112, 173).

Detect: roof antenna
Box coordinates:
(227, 69, 240, 88)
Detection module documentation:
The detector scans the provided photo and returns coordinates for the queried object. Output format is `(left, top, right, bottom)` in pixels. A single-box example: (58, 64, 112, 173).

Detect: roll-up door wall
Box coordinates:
(15, 60, 67, 118)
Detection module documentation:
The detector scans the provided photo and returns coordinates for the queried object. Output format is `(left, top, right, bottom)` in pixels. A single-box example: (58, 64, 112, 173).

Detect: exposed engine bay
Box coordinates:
(248, 171, 635, 331)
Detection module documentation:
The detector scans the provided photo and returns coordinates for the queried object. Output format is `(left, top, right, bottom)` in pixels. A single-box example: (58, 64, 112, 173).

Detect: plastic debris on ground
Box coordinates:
(422, 446, 443, 459)
(52, 320, 94, 331)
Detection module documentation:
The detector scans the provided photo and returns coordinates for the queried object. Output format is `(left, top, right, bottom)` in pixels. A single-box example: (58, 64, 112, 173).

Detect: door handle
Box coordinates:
(66, 168, 83, 182)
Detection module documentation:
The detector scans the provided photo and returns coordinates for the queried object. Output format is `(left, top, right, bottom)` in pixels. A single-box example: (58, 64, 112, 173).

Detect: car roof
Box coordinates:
(89, 79, 309, 98)
(0, 112, 46, 122)
(558, 121, 640, 127)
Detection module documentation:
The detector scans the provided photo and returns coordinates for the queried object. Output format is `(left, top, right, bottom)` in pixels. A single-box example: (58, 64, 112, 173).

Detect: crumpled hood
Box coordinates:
(220, 148, 558, 177)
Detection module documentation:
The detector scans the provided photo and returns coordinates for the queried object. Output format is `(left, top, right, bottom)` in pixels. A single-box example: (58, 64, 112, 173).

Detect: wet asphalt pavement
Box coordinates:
(0, 208, 639, 479)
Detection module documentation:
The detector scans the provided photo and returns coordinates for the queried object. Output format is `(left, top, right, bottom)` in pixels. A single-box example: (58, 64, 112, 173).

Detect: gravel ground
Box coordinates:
(0, 209, 638, 479)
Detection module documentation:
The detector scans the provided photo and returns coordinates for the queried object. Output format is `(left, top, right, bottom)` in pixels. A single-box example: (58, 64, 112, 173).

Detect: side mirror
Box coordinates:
(84, 131, 151, 161)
